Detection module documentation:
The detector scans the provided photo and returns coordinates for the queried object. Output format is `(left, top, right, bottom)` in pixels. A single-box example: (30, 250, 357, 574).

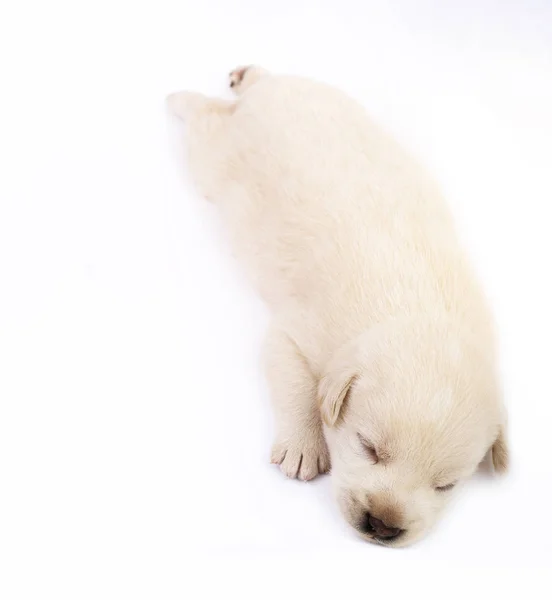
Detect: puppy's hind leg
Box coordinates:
(167, 89, 235, 120)
(265, 326, 330, 481)
(166, 91, 234, 200)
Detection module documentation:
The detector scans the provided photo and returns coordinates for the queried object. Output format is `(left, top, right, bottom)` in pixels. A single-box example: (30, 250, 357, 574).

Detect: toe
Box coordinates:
(270, 443, 287, 465)
(317, 451, 331, 474)
(298, 453, 320, 481)
(279, 450, 303, 479)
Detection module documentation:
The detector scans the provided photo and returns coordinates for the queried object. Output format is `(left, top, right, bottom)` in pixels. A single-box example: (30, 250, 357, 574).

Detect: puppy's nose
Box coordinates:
(365, 513, 402, 539)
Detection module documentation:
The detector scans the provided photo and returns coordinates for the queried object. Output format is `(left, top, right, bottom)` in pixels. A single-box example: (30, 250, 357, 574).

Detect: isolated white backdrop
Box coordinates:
(1, 1, 551, 598)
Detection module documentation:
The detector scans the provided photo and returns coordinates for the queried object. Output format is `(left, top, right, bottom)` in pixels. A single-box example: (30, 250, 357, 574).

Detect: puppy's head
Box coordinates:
(319, 320, 508, 547)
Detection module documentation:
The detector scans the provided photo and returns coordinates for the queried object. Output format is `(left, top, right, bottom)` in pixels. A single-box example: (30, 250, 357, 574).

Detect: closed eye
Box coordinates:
(358, 434, 379, 464)
(435, 482, 456, 492)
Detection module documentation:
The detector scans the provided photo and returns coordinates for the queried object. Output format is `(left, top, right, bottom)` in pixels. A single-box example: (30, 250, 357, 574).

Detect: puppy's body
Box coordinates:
(169, 67, 508, 546)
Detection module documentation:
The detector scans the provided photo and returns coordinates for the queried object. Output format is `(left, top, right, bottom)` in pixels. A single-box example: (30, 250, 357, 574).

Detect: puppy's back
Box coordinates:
(221, 76, 487, 333)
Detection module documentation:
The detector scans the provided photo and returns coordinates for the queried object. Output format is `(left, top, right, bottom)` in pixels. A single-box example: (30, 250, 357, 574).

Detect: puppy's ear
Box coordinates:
(318, 328, 383, 427)
(491, 425, 509, 473)
(318, 367, 356, 427)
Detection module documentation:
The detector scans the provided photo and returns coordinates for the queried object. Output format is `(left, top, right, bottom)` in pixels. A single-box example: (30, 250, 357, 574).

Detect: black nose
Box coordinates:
(362, 512, 403, 540)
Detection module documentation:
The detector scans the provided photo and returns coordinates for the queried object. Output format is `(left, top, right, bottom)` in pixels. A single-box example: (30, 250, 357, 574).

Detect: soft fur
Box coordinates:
(167, 66, 509, 547)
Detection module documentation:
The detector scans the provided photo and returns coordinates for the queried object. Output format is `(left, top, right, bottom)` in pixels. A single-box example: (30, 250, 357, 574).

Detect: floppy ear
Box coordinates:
(318, 328, 384, 427)
(318, 367, 356, 427)
(491, 425, 509, 473)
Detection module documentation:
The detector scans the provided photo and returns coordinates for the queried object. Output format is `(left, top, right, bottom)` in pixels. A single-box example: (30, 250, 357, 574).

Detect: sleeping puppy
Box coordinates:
(167, 66, 509, 547)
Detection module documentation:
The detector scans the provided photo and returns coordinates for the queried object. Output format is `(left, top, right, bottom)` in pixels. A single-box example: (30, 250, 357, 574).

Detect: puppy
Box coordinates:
(167, 66, 509, 547)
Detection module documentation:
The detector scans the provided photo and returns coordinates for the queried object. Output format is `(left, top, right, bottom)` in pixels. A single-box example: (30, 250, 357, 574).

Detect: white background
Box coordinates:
(1, 1, 551, 598)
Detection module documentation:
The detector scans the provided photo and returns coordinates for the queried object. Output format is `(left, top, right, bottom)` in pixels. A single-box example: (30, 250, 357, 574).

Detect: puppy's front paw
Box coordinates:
(271, 429, 330, 481)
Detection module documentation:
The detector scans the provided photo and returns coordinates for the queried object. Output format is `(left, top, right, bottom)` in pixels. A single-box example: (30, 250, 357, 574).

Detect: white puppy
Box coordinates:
(168, 66, 509, 547)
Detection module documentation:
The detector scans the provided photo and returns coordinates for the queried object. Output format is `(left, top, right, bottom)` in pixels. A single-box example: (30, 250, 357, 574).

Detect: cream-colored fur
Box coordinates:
(167, 66, 509, 547)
